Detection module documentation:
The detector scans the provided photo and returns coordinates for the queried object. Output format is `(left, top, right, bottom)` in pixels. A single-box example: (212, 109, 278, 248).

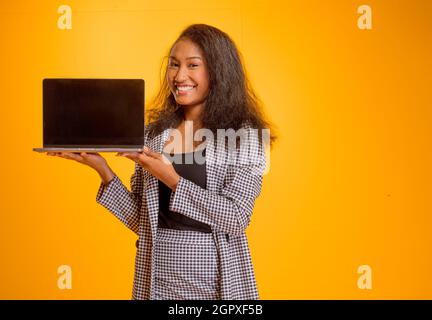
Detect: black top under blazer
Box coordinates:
(158, 147, 211, 233)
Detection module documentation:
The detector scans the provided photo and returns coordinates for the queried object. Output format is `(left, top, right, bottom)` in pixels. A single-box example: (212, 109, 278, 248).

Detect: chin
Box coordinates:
(176, 97, 196, 104)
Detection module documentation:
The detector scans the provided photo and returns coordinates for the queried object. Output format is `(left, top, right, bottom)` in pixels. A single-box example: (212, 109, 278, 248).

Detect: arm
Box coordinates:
(96, 162, 144, 234)
(168, 135, 266, 236)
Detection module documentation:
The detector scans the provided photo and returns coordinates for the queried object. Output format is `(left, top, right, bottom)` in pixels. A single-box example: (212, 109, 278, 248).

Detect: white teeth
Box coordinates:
(176, 86, 195, 92)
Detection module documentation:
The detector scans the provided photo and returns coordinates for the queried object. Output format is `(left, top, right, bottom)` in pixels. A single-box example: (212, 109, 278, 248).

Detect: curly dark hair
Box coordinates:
(146, 23, 277, 148)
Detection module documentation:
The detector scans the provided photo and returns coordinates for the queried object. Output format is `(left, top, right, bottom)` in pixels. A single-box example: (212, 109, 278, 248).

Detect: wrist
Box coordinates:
(170, 174, 181, 191)
(98, 166, 115, 185)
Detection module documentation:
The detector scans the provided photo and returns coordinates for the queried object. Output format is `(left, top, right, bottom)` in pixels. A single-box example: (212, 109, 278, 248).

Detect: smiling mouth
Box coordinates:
(175, 85, 196, 95)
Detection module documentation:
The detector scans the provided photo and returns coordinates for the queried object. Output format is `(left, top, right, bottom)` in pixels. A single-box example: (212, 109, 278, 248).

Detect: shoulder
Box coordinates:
(236, 121, 268, 153)
(222, 122, 267, 171)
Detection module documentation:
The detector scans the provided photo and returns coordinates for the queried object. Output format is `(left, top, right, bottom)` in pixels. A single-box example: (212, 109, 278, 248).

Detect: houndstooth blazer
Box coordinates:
(96, 123, 266, 300)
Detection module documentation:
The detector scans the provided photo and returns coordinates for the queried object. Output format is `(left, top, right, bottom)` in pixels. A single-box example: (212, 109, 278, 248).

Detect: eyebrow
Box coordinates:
(169, 56, 202, 60)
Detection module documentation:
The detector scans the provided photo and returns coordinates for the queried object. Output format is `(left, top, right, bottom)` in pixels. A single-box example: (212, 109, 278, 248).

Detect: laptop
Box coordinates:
(33, 78, 145, 153)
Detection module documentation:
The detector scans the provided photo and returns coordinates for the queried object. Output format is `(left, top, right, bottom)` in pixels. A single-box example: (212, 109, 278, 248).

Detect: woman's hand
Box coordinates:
(118, 147, 180, 191)
(46, 152, 114, 185)
(46, 152, 106, 169)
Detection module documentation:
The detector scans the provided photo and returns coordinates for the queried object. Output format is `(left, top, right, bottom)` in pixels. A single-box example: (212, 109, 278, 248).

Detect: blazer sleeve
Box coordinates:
(168, 130, 267, 236)
(95, 162, 144, 235)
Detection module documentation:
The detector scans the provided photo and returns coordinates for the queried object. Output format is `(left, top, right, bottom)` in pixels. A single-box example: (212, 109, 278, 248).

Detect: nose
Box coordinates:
(174, 66, 188, 83)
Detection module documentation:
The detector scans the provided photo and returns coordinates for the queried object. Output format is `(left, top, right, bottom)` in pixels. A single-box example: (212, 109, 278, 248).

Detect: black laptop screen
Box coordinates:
(43, 79, 144, 147)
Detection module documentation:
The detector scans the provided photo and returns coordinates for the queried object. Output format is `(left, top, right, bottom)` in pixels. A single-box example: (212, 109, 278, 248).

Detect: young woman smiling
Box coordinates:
(47, 24, 276, 300)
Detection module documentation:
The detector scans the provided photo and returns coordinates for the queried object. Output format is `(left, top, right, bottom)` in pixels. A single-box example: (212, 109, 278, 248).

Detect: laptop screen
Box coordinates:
(43, 79, 144, 147)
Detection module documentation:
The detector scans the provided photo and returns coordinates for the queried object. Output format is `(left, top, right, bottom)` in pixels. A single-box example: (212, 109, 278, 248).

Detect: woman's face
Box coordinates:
(167, 38, 210, 107)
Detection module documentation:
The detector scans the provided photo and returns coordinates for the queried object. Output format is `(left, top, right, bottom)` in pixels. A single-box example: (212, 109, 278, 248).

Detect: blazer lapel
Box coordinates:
(204, 133, 218, 193)
(145, 127, 172, 242)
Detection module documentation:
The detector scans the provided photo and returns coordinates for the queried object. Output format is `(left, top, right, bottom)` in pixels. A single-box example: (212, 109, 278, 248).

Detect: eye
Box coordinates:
(168, 62, 198, 68)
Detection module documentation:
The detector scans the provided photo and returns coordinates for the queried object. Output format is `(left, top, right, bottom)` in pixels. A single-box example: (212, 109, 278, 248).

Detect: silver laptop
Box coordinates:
(33, 78, 145, 153)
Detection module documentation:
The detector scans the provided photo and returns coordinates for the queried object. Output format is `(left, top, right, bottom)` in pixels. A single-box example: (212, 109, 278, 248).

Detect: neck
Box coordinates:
(181, 102, 204, 128)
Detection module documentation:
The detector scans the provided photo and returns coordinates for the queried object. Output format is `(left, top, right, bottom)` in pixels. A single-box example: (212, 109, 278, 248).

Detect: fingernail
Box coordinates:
(143, 146, 149, 152)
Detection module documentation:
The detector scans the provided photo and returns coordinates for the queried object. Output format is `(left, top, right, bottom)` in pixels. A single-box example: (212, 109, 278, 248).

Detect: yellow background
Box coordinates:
(0, 0, 431, 299)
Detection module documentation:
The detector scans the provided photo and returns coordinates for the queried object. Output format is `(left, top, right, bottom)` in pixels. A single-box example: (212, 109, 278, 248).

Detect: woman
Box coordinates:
(47, 24, 276, 300)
